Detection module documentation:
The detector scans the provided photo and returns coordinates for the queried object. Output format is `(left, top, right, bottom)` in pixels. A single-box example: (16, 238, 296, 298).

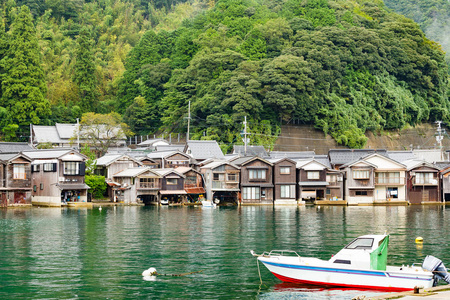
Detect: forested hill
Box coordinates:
(0, 0, 449, 152)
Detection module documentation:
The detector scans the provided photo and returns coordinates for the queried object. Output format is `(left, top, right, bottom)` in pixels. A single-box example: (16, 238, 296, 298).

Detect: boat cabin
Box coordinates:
(330, 235, 389, 270)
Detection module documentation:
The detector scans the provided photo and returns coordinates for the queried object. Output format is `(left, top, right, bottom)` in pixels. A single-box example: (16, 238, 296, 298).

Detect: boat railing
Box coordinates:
(265, 250, 300, 257)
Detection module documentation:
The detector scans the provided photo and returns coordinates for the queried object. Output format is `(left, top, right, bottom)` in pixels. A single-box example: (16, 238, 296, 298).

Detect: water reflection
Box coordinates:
(1, 205, 450, 299)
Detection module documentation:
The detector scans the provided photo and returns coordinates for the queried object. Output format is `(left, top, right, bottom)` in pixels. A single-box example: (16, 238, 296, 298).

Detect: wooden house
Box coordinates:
(234, 157, 274, 205)
(328, 149, 387, 170)
(0, 153, 33, 206)
(341, 153, 407, 205)
(404, 159, 441, 204)
(151, 168, 186, 205)
(200, 160, 240, 204)
(25, 149, 89, 206)
(296, 159, 330, 203)
(184, 140, 225, 162)
(176, 166, 205, 203)
(268, 157, 297, 205)
(147, 151, 191, 169)
(95, 154, 142, 179)
(112, 167, 161, 204)
(440, 164, 450, 202)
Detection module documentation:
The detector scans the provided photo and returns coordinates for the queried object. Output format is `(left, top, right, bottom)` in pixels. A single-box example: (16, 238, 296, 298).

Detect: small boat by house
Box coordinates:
(201, 199, 216, 208)
(251, 234, 450, 291)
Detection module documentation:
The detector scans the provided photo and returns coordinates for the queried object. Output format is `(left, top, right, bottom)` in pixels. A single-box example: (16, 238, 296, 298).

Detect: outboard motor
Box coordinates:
(422, 255, 450, 286)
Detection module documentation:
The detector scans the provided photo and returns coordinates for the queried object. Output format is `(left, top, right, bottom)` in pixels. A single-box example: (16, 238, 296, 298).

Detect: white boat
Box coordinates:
(201, 200, 216, 208)
(251, 234, 450, 291)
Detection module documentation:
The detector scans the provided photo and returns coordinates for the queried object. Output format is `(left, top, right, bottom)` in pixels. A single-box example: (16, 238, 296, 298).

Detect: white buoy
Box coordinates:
(142, 267, 157, 277)
(99, 206, 102, 211)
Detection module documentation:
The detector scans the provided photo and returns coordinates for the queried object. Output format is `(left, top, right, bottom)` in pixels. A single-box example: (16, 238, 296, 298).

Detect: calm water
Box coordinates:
(1, 205, 450, 299)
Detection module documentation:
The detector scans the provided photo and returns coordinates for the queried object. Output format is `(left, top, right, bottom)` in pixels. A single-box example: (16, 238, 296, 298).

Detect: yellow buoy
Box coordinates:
(415, 237, 424, 243)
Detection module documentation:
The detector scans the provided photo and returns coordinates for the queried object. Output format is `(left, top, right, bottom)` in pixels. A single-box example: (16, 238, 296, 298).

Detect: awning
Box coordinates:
(57, 183, 90, 190)
(185, 187, 205, 194)
(160, 190, 187, 195)
(107, 182, 121, 187)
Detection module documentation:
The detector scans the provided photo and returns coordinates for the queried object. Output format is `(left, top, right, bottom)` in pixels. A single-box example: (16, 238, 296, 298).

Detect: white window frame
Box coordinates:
(353, 169, 370, 179)
(249, 169, 266, 180)
(13, 164, 26, 180)
(64, 162, 79, 175)
(280, 167, 290, 175)
(307, 171, 320, 180)
(166, 178, 177, 185)
(280, 185, 295, 198)
(243, 187, 260, 200)
(43, 163, 54, 172)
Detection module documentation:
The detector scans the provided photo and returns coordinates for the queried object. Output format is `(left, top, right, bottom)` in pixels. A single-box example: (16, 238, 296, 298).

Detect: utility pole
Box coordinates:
(436, 121, 444, 160)
(76, 118, 80, 150)
(243, 116, 248, 156)
(186, 101, 191, 141)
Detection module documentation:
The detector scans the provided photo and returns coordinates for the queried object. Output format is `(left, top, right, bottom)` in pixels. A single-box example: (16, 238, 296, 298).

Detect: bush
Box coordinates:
(85, 175, 107, 199)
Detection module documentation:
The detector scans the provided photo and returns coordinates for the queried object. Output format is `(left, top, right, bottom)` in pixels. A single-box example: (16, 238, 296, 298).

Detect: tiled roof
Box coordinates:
(328, 149, 387, 166)
(185, 140, 225, 160)
(387, 151, 415, 163)
(0, 153, 20, 162)
(33, 125, 63, 144)
(0, 142, 34, 153)
(137, 139, 169, 146)
(55, 123, 77, 139)
(23, 149, 74, 159)
(435, 161, 450, 170)
(95, 154, 140, 166)
(402, 159, 437, 171)
(200, 160, 240, 170)
(113, 167, 152, 177)
(230, 156, 254, 166)
(151, 168, 185, 178)
(156, 145, 185, 152)
(269, 151, 316, 159)
(233, 145, 267, 157)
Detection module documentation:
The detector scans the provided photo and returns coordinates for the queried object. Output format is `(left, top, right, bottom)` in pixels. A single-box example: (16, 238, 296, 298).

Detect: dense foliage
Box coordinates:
(384, 0, 450, 72)
(85, 174, 107, 199)
(0, 0, 448, 150)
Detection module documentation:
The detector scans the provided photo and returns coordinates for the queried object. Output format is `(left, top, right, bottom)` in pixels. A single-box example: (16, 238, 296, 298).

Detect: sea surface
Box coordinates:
(1, 205, 450, 299)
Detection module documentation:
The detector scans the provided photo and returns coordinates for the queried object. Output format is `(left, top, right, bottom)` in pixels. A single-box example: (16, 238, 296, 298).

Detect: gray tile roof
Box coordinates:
(0, 153, 20, 162)
(387, 151, 415, 163)
(230, 156, 254, 166)
(402, 159, 438, 171)
(185, 140, 224, 160)
(33, 125, 63, 144)
(55, 123, 77, 139)
(435, 161, 450, 170)
(0, 142, 33, 153)
(137, 139, 169, 147)
(268, 151, 316, 159)
(23, 149, 74, 159)
(328, 149, 387, 166)
(233, 145, 268, 157)
(113, 167, 154, 177)
(156, 145, 185, 152)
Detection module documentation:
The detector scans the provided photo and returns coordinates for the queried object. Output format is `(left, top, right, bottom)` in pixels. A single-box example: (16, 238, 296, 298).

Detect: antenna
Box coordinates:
(243, 116, 248, 156)
(436, 121, 444, 160)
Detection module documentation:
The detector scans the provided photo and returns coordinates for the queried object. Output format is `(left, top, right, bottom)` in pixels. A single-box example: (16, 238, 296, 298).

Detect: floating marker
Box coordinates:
(142, 267, 157, 277)
(415, 237, 423, 243)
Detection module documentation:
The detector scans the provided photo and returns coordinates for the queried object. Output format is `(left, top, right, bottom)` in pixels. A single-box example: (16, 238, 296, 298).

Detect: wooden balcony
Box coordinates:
(413, 178, 438, 186)
(374, 177, 405, 185)
(212, 181, 239, 190)
(138, 182, 160, 189)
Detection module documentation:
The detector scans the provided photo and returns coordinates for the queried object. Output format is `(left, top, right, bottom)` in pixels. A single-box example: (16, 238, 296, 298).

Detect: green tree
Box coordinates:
(0, 5, 49, 138)
(73, 27, 98, 112)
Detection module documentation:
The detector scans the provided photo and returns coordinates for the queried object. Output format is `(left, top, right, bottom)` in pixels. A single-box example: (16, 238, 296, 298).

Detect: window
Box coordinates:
(261, 189, 266, 198)
(64, 162, 79, 175)
(327, 174, 337, 183)
(416, 173, 434, 184)
(249, 169, 266, 180)
(355, 191, 368, 196)
(167, 178, 177, 185)
(227, 173, 238, 182)
(307, 171, 320, 180)
(43, 163, 55, 172)
(345, 238, 374, 249)
(33, 185, 37, 192)
(387, 187, 398, 199)
(40, 183, 44, 190)
(376, 172, 400, 184)
(31, 164, 40, 172)
(280, 185, 295, 198)
(243, 187, 260, 200)
(140, 178, 157, 188)
(280, 167, 290, 175)
(13, 164, 26, 179)
(353, 169, 370, 179)
(213, 173, 225, 181)
(185, 176, 196, 186)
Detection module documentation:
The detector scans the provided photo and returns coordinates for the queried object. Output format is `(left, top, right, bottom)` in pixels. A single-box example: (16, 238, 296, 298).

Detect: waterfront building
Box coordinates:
(146, 151, 192, 169)
(0, 142, 33, 153)
(328, 149, 387, 170)
(200, 160, 240, 204)
(403, 159, 441, 204)
(341, 153, 407, 205)
(112, 167, 161, 204)
(234, 157, 274, 205)
(175, 166, 205, 203)
(296, 158, 330, 203)
(151, 168, 186, 205)
(0, 152, 32, 206)
(439, 164, 450, 202)
(25, 149, 90, 206)
(267, 157, 297, 205)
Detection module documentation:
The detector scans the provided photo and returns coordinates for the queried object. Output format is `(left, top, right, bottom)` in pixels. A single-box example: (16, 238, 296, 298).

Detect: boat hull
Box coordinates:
(259, 258, 434, 292)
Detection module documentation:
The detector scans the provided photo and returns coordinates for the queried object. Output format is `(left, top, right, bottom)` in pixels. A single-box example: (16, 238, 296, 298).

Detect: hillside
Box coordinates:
(0, 0, 449, 153)
(275, 123, 450, 155)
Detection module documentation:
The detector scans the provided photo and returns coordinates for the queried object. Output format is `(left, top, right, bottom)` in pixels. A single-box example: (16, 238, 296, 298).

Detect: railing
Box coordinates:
(138, 182, 160, 189)
(212, 181, 239, 189)
(414, 178, 438, 185)
(374, 177, 405, 185)
(327, 181, 340, 186)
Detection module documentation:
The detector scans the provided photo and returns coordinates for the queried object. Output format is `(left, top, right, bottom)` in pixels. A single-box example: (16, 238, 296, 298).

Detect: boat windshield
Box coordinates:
(345, 238, 374, 249)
